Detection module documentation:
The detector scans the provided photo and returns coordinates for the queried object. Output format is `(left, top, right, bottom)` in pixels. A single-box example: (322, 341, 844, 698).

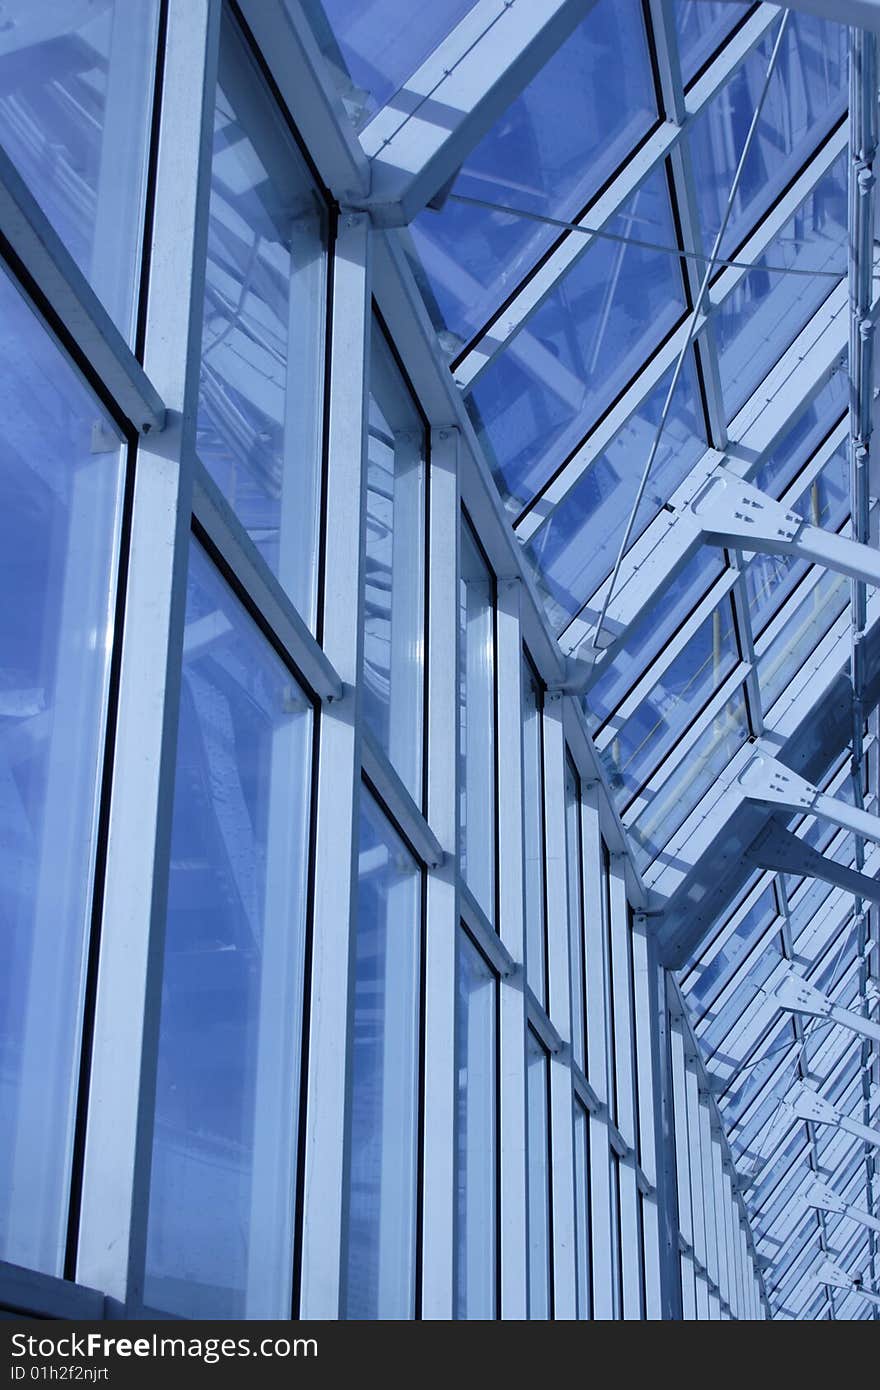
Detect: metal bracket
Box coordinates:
(790, 1081, 880, 1148)
(804, 1179, 880, 1234)
(770, 966, 880, 1042)
(747, 821, 880, 904)
(694, 465, 880, 587)
(814, 1258, 880, 1306)
(740, 752, 880, 846)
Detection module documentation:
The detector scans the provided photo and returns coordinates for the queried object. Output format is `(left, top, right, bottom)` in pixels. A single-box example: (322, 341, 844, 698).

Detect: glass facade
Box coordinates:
(0, 0, 874, 1327)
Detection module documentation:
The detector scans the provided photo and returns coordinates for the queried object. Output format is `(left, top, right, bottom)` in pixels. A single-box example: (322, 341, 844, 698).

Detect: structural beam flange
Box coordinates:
(789, 1082, 880, 1149)
(804, 1180, 880, 1235)
(770, 967, 880, 1043)
(739, 753, 880, 846)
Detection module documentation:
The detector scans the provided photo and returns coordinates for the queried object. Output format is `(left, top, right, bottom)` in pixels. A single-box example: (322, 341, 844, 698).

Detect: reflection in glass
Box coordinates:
(601, 598, 739, 801)
(466, 165, 686, 511)
(363, 327, 426, 799)
(630, 687, 750, 869)
(198, 13, 327, 624)
(460, 522, 496, 922)
(0, 0, 160, 338)
(676, 1, 751, 85)
(297, 0, 474, 130)
(145, 542, 313, 1318)
(689, 11, 846, 263)
(522, 662, 546, 1003)
(0, 265, 124, 1277)
(526, 355, 705, 635)
(345, 793, 421, 1319)
(410, 0, 658, 346)
(758, 568, 848, 713)
(527, 1030, 551, 1319)
(456, 932, 496, 1319)
(715, 153, 847, 420)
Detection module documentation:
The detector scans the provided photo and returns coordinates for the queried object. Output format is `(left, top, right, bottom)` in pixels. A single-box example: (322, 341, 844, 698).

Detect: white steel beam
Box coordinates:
(358, 0, 598, 227)
(770, 968, 880, 1044)
(804, 1180, 880, 1235)
(739, 752, 880, 848)
(789, 1083, 880, 1149)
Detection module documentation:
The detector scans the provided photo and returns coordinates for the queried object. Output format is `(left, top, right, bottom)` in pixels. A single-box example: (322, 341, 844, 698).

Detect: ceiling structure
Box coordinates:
(300, 0, 880, 1319)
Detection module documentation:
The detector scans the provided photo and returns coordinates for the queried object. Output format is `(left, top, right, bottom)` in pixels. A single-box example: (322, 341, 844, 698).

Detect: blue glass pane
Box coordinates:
(716, 151, 847, 421)
(587, 548, 724, 726)
(754, 369, 848, 499)
(697, 935, 786, 1055)
(676, 1, 752, 86)
(525, 354, 706, 634)
(0, 1, 159, 338)
(689, 12, 847, 264)
(456, 932, 496, 1320)
(0, 264, 124, 1277)
(682, 886, 777, 1017)
(630, 687, 750, 869)
(460, 522, 496, 922)
(467, 166, 686, 510)
(746, 440, 848, 635)
(145, 543, 312, 1319)
(600, 597, 739, 801)
(363, 327, 426, 799)
(345, 793, 421, 1319)
(409, 0, 657, 346)
(198, 16, 327, 625)
(298, 0, 474, 129)
(758, 566, 848, 712)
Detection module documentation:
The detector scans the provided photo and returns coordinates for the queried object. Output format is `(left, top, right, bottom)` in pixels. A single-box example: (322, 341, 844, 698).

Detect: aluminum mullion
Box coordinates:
(542, 695, 577, 1318)
(496, 578, 529, 1320)
(299, 211, 371, 1318)
(420, 426, 461, 1318)
(75, 0, 220, 1305)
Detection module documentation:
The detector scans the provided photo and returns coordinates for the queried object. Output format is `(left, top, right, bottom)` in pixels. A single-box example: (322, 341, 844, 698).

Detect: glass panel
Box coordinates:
(682, 886, 777, 1017)
(460, 520, 496, 922)
(345, 792, 421, 1319)
(745, 441, 848, 635)
(754, 370, 847, 500)
(0, 0, 160, 338)
(565, 760, 586, 1072)
(409, 0, 657, 347)
(630, 687, 750, 869)
(298, 0, 475, 130)
(145, 541, 312, 1319)
(0, 265, 124, 1277)
(676, 1, 752, 86)
(455, 931, 497, 1320)
(522, 661, 546, 1003)
(587, 549, 724, 727)
(689, 11, 847, 264)
(198, 14, 327, 625)
(573, 1103, 591, 1320)
(525, 354, 705, 635)
(715, 153, 847, 421)
(527, 1030, 551, 1319)
(758, 567, 848, 712)
(697, 935, 786, 1055)
(601, 597, 739, 801)
(363, 325, 426, 799)
(466, 164, 686, 511)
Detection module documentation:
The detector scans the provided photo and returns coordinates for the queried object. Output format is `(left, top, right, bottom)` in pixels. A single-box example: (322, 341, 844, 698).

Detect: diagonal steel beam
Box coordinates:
(356, 0, 598, 226)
